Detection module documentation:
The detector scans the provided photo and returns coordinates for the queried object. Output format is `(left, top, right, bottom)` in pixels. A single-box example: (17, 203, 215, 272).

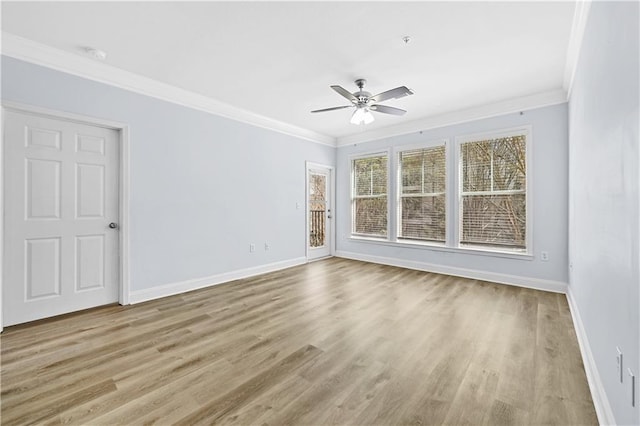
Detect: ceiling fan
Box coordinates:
(311, 79, 414, 125)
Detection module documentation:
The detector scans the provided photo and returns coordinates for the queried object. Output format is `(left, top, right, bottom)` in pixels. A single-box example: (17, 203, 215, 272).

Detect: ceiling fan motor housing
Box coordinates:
(356, 93, 371, 106)
(354, 79, 372, 106)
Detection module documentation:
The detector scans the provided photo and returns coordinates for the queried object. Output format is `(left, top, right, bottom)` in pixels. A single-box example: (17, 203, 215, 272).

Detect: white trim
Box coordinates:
(3, 32, 573, 150)
(118, 126, 131, 305)
(392, 138, 449, 155)
(348, 236, 532, 261)
(566, 286, 616, 426)
(394, 138, 448, 244)
(1, 32, 336, 147)
(1, 101, 127, 130)
(349, 149, 392, 239)
(305, 162, 336, 260)
(563, 1, 592, 97)
(335, 250, 566, 293)
(129, 257, 307, 304)
(454, 125, 533, 255)
(336, 89, 566, 147)
(454, 124, 534, 146)
(0, 101, 132, 323)
(348, 150, 391, 161)
(0, 109, 5, 332)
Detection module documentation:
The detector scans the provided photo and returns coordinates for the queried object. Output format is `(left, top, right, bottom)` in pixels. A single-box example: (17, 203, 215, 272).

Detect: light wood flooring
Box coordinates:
(1, 258, 597, 425)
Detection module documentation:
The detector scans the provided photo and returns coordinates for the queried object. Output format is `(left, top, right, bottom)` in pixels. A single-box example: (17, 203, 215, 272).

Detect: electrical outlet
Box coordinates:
(296, 202, 301, 209)
(617, 347, 623, 383)
(541, 251, 549, 261)
(249, 244, 255, 253)
(265, 242, 270, 251)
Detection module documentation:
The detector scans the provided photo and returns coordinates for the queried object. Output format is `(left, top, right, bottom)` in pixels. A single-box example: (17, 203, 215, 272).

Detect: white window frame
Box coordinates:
(454, 125, 532, 254)
(349, 150, 391, 240)
(395, 139, 448, 246)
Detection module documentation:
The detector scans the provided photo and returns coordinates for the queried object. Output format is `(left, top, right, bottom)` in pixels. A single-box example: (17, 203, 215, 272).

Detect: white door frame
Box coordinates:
(305, 161, 335, 260)
(0, 101, 131, 332)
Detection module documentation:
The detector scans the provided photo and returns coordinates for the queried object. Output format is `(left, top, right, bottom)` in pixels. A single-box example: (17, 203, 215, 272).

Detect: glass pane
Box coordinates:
(461, 141, 492, 192)
(400, 151, 423, 194)
(354, 197, 387, 236)
(354, 159, 371, 196)
(492, 135, 526, 191)
(461, 194, 526, 248)
(309, 208, 325, 247)
(400, 195, 445, 242)
(353, 156, 387, 196)
(309, 174, 326, 202)
(400, 146, 445, 194)
(371, 158, 387, 195)
(423, 146, 446, 193)
(309, 172, 326, 247)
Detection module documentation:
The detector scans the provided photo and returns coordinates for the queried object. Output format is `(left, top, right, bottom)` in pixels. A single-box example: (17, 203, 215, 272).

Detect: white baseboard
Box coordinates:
(566, 287, 616, 426)
(129, 257, 307, 304)
(334, 250, 567, 293)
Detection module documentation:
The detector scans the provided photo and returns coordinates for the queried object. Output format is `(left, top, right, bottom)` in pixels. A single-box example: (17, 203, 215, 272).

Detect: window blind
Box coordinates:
(398, 145, 446, 242)
(460, 135, 526, 249)
(352, 155, 388, 236)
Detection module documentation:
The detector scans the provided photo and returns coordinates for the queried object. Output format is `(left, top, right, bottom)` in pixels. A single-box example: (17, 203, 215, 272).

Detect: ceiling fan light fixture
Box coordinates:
(363, 109, 375, 124)
(314, 79, 412, 124)
(350, 107, 375, 125)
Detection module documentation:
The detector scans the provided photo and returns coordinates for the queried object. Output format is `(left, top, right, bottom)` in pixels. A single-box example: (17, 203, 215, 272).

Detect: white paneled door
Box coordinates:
(307, 165, 332, 260)
(3, 110, 119, 326)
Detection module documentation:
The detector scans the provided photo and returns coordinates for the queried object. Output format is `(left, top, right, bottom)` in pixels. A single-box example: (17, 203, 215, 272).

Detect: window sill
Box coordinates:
(348, 236, 534, 261)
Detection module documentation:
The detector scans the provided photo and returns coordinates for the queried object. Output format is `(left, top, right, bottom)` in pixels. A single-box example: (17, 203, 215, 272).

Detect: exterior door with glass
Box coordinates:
(307, 165, 332, 260)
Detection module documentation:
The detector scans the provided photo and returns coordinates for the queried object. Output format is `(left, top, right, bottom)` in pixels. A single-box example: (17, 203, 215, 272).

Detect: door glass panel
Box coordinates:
(309, 173, 327, 248)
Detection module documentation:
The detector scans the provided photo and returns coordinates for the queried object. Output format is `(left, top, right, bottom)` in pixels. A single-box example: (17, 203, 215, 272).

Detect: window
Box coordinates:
(459, 132, 527, 250)
(352, 153, 388, 237)
(398, 144, 446, 242)
(348, 126, 530, 256)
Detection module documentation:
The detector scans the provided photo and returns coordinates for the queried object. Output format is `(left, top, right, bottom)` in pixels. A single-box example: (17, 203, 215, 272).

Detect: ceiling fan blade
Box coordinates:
(311, 105, 353, 113)
(370, 86, 414, 103)
(331, 85, 357, 102)
(370, 104, 407, 116)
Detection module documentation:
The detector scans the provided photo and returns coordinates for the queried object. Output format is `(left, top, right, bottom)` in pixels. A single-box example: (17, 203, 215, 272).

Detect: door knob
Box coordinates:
(327, 215, 332, 219)
(108, 222, 118, 229)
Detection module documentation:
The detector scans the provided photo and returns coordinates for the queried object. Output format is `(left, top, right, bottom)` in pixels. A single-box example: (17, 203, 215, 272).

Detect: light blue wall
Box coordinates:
(568, 2, 639, 424)
(336, 103, 569, 285)
(1, 56, 335, 291)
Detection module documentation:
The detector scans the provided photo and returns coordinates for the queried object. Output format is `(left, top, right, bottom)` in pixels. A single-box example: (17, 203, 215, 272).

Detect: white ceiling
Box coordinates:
(1, 1, 576, 142)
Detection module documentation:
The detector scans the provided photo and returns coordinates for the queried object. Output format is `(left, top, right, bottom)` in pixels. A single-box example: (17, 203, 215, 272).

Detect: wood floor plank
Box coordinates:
(2, 379, 117, 425)
(174, 344, 323, 425)
(89, 359, 233, 425)
(310, 359, 394, 426)
(217, 368, 314, 426)
(485, 398, 530, 425)
(0, 258, 597, 425)
(441, 362, 500, 424)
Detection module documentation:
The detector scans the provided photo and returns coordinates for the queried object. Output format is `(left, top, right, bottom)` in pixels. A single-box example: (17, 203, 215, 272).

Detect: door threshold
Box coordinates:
(307, 255, 334, 263)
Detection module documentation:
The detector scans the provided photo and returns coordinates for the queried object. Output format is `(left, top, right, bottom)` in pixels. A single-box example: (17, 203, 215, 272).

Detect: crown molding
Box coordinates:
(0, 32, 336, 147)
(563, 0, 592, 97)
(2, 31, 574, 149)
(336, 89, 567, 147)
